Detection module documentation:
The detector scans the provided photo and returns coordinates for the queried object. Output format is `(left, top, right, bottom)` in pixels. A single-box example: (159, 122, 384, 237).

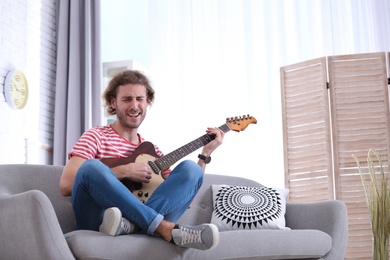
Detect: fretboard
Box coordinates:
(154, 124, 231, 171)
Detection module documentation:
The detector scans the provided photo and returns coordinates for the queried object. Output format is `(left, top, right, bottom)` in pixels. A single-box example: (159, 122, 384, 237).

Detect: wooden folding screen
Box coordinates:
(280, 52, 390, 259)
(280, 57, 334, 202)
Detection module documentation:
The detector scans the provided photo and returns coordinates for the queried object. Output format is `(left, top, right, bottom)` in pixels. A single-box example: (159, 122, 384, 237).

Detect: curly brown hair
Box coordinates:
(103, 70, 155, 115)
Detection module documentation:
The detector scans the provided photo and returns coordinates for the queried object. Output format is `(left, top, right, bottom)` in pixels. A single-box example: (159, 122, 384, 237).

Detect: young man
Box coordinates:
(60, 70, 224, 251)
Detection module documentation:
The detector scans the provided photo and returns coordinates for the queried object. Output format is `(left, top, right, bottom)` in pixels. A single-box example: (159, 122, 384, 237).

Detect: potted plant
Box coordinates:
(353, 148, 390, 260)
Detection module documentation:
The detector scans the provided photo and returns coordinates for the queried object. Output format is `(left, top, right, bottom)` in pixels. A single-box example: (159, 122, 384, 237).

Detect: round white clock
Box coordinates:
(4, 70, 29, 109)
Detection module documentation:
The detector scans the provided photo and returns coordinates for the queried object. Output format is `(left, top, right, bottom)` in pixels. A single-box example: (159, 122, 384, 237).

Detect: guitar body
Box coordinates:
(101, 142, 165, 203)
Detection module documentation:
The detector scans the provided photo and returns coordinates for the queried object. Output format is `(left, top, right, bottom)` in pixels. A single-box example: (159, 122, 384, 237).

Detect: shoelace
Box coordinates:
(120, 218, 133, 234)
(180, 227, 202, 245)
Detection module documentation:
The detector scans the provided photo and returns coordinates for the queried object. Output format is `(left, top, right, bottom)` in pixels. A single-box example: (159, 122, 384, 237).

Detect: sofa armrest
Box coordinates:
(0, 190, 75, 260)
(285, 200, 348, 260)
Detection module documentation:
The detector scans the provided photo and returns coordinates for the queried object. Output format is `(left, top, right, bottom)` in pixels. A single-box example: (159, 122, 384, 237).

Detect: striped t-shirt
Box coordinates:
(68, 125, 164, 160)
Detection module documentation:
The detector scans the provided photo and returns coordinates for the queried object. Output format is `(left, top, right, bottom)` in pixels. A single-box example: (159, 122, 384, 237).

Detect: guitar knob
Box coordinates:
(144, 192, 149, 198)
(138, 191, 143, 197)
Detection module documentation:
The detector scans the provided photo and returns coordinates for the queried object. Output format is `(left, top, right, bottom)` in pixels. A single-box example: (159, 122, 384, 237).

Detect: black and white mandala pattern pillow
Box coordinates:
(210, 184, 290, 231)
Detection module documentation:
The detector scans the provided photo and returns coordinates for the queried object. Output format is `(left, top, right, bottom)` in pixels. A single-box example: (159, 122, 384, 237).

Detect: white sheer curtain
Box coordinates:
(102, 0, 390, 187)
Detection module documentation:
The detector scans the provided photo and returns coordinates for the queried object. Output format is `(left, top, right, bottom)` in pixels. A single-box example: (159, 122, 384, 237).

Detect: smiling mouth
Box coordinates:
(127, 112, 141, 117)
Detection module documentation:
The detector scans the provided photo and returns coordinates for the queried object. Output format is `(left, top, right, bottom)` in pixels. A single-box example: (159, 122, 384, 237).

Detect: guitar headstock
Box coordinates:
(226, 115, 257, 132)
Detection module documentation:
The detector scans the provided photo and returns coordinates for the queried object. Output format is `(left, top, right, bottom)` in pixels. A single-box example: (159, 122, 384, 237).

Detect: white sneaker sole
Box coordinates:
(207, 224, 220, 251)
(99, 207, 122, 236)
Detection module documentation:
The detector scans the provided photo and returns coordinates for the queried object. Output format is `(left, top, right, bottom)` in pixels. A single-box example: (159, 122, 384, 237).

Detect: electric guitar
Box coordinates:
(101, 115, 257, 203)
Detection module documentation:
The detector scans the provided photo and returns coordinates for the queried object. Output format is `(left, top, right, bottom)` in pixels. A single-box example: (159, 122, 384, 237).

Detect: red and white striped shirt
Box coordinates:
(68, 125, 164, 160)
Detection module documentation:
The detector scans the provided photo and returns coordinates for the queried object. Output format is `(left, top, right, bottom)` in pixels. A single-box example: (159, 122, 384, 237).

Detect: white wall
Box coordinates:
(0, 0, 56, 164)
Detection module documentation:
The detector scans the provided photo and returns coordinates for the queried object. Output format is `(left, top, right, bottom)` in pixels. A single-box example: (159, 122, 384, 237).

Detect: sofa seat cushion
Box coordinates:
(65, 229, 331, 260)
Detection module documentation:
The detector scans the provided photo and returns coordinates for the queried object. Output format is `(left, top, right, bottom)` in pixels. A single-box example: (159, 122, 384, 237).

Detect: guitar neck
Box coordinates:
(154, 124, 231, 171)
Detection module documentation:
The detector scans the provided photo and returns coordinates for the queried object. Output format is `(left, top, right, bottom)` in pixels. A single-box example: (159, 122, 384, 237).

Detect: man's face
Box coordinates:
(111, 83, 149, 130)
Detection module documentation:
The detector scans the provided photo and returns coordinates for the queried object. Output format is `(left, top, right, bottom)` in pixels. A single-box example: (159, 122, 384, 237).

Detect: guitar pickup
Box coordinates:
(148, 161, 160, 174)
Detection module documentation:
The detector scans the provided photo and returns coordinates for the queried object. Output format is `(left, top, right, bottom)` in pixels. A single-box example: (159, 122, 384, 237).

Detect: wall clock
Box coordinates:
(4, 70, 29, 109)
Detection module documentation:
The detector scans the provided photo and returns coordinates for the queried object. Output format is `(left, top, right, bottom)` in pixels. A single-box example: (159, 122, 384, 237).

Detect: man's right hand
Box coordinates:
(113, 162, 152, 183)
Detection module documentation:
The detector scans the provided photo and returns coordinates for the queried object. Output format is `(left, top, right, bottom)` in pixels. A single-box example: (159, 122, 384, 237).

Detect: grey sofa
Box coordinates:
(0, 164, 348, 260)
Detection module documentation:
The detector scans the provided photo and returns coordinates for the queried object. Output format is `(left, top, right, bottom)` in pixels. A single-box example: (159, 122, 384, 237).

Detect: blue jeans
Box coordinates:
(72, 159, 203, 235)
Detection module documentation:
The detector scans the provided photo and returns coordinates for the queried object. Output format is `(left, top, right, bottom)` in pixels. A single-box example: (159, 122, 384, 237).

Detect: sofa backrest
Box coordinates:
(0, 164, 263, 233)
(0, 164, 76, 234)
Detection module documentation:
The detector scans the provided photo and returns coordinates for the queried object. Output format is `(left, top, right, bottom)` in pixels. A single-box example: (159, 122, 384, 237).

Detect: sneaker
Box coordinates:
(99, 207, 135, 236)
(171, 223, 219, 251)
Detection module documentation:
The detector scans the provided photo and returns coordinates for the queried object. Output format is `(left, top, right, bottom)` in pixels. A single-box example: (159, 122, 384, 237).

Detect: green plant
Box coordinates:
(353, 148, 390, 260)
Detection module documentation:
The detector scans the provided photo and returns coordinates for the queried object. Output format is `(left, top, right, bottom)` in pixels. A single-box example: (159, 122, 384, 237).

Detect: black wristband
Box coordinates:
(198, 154, 211, 164)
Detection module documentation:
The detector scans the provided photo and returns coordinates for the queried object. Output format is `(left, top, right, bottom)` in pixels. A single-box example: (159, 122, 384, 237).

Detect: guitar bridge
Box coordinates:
(148, 161, 160, 174)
